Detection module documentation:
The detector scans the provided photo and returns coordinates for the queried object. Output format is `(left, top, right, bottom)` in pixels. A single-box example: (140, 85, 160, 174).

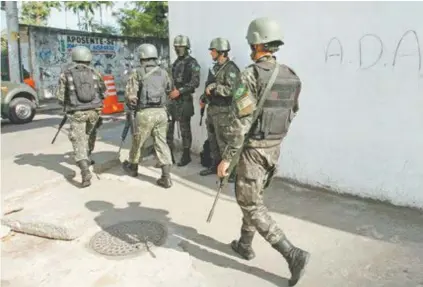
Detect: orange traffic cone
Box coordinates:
(102, 74, 124, 115)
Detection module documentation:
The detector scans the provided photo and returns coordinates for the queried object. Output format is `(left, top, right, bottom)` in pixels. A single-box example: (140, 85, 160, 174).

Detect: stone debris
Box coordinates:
(1, 218, 79, 241)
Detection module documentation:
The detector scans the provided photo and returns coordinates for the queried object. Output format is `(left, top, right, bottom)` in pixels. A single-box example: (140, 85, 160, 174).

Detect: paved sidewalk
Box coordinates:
(1, 122, 151, 201)
(2, 156, 423, 287)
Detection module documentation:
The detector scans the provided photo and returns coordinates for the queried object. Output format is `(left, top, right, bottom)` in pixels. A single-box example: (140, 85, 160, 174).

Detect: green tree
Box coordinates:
(1, 31, 9, 81)
(91, 22, 120, 35)
(19, 1, 62, 26)
(113, 1, 168, 38)
(65, 1, 114, 32)
(1, 31, 7, 54)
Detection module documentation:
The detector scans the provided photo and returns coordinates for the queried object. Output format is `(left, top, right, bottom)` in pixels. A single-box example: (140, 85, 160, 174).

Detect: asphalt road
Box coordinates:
(1, 109, 124, 161)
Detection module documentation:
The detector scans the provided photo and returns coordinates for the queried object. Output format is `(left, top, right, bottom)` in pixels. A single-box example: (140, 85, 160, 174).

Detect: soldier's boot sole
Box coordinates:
(272, 239, 310, 286)
(199, 167, 216, 176)
(178, 156, 191, 166)
(81, 170, 92, 188)
(287, 250, 310, 286)
(122, 160, 138, 177)
(157, 177, 173, 189)
(177, 158, 191, 167)
(231, 240, 256, 260)
(177, 149, 191, 167)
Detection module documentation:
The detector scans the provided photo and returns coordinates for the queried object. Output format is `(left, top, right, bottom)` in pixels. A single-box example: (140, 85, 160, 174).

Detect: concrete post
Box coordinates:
(5, 1, 21, 83)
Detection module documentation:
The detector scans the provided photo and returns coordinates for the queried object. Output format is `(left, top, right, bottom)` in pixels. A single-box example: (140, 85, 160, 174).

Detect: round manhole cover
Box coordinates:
(89, 220, 167, 257)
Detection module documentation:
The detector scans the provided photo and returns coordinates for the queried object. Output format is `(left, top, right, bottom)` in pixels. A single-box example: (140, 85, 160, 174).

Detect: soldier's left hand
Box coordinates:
(217, 160, 230, 178)
(205, 87, 211, 96)
(169, 89, 180, 99)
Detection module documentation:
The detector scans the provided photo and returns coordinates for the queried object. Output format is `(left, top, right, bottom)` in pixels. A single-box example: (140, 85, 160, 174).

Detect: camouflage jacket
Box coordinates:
(167, 55, 201, 119)
(56, 63, 106, 108)
(200, 59, 240, 109)
(125, 60, 173, 108)
(221, 55, 301, 163)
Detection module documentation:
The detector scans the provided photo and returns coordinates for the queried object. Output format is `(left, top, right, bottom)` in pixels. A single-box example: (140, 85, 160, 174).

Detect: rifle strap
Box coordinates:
(213, 59, 232, 79)
(252, 63, 280, 125)
(222, 63, 280, 185)
(140, 66, 160, 81)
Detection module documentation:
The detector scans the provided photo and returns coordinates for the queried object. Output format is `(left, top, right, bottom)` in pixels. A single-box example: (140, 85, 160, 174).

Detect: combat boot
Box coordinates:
(231, 230, 256, 260)
(177, 148, 191, 167)
(122, 160, 138, 177)
(272, 238, 310, 286)
(199, 165, 216, 176)
(157, 165, 173, 188)
(77, 159, 92, 188)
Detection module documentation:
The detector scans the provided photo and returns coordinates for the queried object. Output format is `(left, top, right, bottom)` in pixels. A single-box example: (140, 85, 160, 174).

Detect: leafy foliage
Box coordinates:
(1, 31, 8, 55)
(113, 1, 168, 38)
(15, 1, 169, 38)
(20, 1, 61, 26)
(91, 22, 120, 35)
(64, 1, 114, 32)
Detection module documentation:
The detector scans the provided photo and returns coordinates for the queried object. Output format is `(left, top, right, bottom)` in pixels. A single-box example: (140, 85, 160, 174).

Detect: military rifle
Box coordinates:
(51, 110, 68, 144)
(199, 105, 205, 126)
(118, 109, 136, 156)
(206, 64, 281, 223)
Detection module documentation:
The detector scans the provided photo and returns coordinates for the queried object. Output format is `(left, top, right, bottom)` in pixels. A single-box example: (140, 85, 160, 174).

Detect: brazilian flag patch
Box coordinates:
(193, 66, 200, 72)
(229, 72, 236, 78)
(234, 84, 246, 99)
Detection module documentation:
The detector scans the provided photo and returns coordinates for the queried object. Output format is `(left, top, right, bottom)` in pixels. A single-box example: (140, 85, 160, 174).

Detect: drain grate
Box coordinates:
(89, 220, 167, 257)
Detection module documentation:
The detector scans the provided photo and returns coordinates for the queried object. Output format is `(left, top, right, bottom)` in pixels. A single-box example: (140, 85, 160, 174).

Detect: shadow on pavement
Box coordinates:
(171, 163, 423, 246)
(13, 150, 117, 188)
(14, 151, 76, 177)
(1, 116, 62, 134)
(128, 153, 423, 247)
(94, 126, 423, 247)
(85, 200, 289, 287)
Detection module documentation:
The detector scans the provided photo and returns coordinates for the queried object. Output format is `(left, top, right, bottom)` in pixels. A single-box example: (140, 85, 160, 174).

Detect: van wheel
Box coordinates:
(8, 96, 36, 124)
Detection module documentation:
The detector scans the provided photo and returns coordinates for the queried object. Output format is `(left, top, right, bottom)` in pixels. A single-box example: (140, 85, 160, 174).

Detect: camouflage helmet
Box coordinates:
(246, 17, 284, 46)
(209, 37, 231, 52)
(138, 43, 158, 59)
(71, 46, 92, 62)
(173, 35, 191, 48)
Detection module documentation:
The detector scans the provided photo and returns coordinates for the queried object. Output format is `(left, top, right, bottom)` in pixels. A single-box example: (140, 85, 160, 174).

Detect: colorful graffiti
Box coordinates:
(29, 26, 169, 100)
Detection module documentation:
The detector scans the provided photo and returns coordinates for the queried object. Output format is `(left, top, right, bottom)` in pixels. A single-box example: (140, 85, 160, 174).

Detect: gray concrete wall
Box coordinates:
(168, 1, 423, 209)
(19, 25, 169, 101)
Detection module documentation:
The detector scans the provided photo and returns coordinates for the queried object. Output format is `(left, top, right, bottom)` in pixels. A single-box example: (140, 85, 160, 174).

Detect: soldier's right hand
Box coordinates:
(200, 100, 205, 109)
(126, 97, 138, 110)
(205, 87, 211, 96)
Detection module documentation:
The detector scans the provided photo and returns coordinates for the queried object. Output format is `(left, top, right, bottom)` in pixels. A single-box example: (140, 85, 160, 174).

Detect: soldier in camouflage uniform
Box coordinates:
(56, 46, 106, 188)
(199, 38, 240, 183)
(167, 35, 201, 166)
(122, 43, 174, 188)
(217, 18, 310, 286)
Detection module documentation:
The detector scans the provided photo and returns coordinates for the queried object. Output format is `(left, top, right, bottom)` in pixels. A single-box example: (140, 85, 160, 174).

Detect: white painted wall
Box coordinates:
(168, 1, 423, 209)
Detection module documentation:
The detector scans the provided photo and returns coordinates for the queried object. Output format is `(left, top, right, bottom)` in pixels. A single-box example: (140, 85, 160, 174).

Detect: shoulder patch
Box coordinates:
(193, 65, 200, 72)
(234, 84, 247, 99)
(229, 72, 236, 78)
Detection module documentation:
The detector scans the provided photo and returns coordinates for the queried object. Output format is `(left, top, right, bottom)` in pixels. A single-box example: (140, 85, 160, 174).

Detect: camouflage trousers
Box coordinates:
(68, 110, 101, 162)
(235, 145, 285, 245)
(206, 105, 232, 166)
(167, 116, 192, 149)
(129, 108, 172, 166)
